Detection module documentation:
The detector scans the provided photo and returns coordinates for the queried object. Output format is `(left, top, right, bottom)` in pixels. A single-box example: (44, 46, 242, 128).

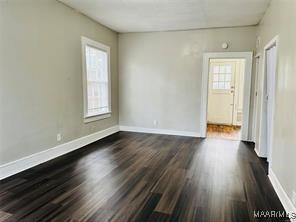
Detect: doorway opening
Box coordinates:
(200, 52, 253, 141)
(206, 58, 245, 140)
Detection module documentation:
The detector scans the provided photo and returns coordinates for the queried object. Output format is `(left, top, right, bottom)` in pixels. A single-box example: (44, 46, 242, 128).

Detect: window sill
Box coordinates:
(84, 112, 111, 123)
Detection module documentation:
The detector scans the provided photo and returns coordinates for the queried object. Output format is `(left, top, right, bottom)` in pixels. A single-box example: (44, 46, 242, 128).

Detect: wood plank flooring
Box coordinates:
(0, 132, 288, 222)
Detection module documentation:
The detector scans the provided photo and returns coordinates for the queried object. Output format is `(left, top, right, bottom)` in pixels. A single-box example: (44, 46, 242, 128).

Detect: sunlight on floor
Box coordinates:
(207, 124, 241, 140)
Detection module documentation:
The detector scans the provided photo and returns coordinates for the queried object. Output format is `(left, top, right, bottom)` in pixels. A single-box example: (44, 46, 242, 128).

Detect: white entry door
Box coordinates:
(207, 61, 236, 125)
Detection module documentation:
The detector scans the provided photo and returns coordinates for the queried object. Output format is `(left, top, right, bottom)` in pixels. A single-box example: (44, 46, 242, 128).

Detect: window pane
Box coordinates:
(218, 82, 225, 89)
(225, 65, 232, 73)
(213, 66, 219, 74)
(85, 45, 109, 116)
(213, 82, 219, 89)
(225, 74, 231, 81)
(213, 74, 219, 81)
(219, 74, 225, 81)
(219, 66, 226, 73)
(225, 82, 231, 89)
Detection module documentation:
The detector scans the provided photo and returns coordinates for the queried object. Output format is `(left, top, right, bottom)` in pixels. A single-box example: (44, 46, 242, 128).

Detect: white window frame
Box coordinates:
(81, 36, 111, 123)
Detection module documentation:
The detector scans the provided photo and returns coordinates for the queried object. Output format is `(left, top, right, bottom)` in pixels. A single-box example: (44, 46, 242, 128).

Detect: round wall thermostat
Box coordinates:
(222, 42, 228, 49)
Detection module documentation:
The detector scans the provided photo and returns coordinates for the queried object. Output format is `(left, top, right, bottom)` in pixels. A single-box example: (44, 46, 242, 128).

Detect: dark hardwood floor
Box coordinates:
(0, 132, 288, 222)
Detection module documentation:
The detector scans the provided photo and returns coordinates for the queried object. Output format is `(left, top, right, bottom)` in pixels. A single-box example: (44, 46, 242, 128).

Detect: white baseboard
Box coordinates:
(254, 146, 267, 158)
(254, 147, 262, 157)
(268, 168, 296, 221)
(0, 125, 120, 180)
(119, 125, 200, 137)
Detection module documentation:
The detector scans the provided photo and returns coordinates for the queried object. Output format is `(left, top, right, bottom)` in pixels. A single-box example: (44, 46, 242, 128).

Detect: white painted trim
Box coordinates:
(254, 146, 266, 158)
(84, 113, 111, 123)
(268, 169, 296, 221)
(119, 126, 200, 138)
(258, 35, 279, 164)
(200, 52, 253, 141)
(255, 53, 262, 58)
(254, 147, 260, 157)
(0, 125, 119, 180)
(252, 54, 261, 142)
(265, 36, 279, 165)
(81, 36, 112, 122)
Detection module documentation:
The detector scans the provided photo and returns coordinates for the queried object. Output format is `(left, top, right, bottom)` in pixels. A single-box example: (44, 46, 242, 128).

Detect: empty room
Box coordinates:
(0, 0, 296, 221)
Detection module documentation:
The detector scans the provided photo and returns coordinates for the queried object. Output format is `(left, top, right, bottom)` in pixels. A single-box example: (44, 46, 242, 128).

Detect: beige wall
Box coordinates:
(256, 0, 296, 205)
(119, 27, 256, 133)
(0, 0, 118, 165)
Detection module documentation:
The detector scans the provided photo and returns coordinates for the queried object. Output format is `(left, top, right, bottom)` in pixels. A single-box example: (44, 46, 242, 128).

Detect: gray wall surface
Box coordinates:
(119, 27, 257, 134)
(0, 0, 118, 165)
(257, 0, 296, 206)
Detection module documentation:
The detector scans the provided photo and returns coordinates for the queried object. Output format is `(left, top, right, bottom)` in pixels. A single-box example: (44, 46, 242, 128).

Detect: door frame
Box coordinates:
(252, 53, 261, 143)
(258, 35, 279, 165)
(200, 52, 253, 141)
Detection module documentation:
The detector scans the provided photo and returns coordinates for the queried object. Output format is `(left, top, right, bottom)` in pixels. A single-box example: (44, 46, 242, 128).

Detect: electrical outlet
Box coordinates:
(57, 133, 62, 142)
(292, 191, 296, 206)
(153, 120, 158, 126)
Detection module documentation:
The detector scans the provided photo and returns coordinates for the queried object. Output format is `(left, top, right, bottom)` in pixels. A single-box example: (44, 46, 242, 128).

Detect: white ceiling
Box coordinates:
(59, 0, 271, 33)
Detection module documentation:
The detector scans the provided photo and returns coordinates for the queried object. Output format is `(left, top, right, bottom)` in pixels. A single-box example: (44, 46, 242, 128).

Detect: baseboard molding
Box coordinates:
(268, 168, 296, 221)
(0, 125, 120, 180)
(254, 147, 261, 157)
(119, 125, 200, 137)
(254, 146, 267, 158)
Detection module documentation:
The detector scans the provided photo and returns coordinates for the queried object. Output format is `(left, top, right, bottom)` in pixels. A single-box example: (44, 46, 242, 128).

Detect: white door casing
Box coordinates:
(253, 54, 261, 143)
(257, 35, 279, 163)
(266, 45, 277, 163)
(200, 52, 253, 141)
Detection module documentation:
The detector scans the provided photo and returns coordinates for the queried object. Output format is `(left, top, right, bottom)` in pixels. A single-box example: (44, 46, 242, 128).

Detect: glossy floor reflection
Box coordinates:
(0, 132, 287, 222)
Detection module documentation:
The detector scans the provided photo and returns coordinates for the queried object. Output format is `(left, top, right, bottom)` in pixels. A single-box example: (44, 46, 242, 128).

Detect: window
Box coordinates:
(212, 65, 232, 90)
(81, 37, 111, 122)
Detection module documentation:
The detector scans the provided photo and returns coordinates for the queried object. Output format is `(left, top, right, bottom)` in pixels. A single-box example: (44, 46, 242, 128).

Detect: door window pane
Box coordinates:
(212, 64, 232, 90)
(213, 66, 220, 73)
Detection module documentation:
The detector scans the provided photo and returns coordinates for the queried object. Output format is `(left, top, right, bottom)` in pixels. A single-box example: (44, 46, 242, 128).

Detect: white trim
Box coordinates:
(84, 113, 111, 123)
(254, 146, 262, 157)
(252, 53, 261, 142)
(254, 147, 260, 157)
(265, 36, 278, 164)
(255, 53, 261, 58)
(0, 125, 119, 180)
(200, 52, 253, 141)
(268, 169, 296, 221)
(81, 36, 112, 122)
(258, 35, 279, 163)
(119, 126, 200, 137)
(254, 146, 266, 158)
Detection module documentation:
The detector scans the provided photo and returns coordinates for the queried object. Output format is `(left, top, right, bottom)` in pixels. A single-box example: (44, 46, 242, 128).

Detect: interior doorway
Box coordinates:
(206, 58, 245, 140)
(200, 52, 253, 141)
